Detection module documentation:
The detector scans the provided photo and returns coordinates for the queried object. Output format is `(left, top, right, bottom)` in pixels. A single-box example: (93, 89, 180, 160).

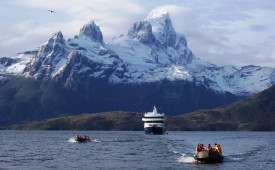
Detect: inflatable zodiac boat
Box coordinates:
(194, 150, 224, 163)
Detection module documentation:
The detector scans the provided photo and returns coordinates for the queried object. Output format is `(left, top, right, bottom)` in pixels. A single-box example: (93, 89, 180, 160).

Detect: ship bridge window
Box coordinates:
(145, 121, 164, 123)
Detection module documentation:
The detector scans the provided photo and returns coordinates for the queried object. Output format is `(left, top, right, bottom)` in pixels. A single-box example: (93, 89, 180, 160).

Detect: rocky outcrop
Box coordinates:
(128, 21, 155, 44)
(79, 20, 103, 43)
(23, 31, 67, 80)
(145, 9, 177, 48)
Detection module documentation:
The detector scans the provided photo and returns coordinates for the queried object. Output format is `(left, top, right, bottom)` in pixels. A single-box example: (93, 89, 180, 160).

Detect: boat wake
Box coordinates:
(223, 156, 244, 162)
(223, 147, 264, 162)
(177, 153, 196, 163)
(68, 137, 77, 143)
(93, 139, 101, 142)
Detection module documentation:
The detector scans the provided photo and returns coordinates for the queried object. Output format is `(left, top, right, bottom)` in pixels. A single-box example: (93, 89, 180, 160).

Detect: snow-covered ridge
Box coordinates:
(0, 9, 274, 96)
(145, 8, 169, 20)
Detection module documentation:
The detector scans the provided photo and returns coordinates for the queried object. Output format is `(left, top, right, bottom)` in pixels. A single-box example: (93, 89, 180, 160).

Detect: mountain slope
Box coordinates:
(10, 111, 144, 131)
(0, 78, 239, 127)
(10, 85, 275, 131)
(169, 84, 275, 131)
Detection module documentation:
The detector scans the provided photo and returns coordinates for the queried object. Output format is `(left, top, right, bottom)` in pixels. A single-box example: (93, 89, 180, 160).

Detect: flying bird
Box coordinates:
(47, 9, 55, 13)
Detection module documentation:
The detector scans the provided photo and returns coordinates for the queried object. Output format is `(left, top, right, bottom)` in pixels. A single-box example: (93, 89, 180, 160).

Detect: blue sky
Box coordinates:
(1, 0, 275, 67)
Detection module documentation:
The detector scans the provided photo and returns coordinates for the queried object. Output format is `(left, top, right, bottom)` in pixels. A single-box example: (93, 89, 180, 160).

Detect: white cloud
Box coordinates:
(152, 1, 275, 68)
(0, 0, 275, 68)
(16, 0, 145, 40)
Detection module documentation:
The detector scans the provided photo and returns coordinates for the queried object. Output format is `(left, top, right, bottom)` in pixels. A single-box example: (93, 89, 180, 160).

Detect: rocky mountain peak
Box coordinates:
(1, 10, 274, 97)
(127, 21, 155, 44)
(145, 9, 169, 22)
(144, 9, 176, 48)
(48, 31, 65, 45)
(79, 20, 103, 43)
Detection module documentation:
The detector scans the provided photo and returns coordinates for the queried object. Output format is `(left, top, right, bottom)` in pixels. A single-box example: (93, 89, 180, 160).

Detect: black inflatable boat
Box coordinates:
(75, 137, 90, 143)
(194, 150, 224, 163)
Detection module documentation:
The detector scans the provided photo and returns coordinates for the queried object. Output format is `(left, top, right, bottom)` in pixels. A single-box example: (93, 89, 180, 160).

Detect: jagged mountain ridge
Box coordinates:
(2, 9, 270, 126)
(0, 9, 274, 96)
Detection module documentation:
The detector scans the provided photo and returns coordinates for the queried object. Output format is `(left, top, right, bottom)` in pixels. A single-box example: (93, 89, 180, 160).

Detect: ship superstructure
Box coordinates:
(142, 106, 166, 135)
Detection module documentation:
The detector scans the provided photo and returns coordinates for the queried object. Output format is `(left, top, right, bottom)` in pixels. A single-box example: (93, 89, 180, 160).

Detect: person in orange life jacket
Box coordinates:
(215, 143, 222, 153)
(218, 144, 222, 154)
(206, 144, 212, 150)
(215, 143, 219, 152)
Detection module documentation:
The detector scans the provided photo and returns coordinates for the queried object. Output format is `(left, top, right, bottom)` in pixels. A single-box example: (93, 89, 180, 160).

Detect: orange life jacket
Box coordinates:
(215, 145, 219, 152)
(207, 145, 212, 150)
(218, 145, 222, 153)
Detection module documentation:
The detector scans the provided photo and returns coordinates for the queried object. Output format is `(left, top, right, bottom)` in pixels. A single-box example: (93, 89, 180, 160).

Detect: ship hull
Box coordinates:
(144, 127, 164, 135)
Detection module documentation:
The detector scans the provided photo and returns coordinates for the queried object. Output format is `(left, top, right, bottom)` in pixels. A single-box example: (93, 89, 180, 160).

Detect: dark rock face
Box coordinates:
(52, 31, 66, 45)
(175, 34, 187, 49)
(79, 21, 103, 43)
(159, 16, 177, 48)
(23, 32, 67, 80)
(128, 21, 155, 44)
(0, 57, 18, 67)
(52, 51, 117, 89)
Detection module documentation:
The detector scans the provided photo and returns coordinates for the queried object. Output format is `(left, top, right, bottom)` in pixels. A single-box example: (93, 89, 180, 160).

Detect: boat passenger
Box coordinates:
(214, 143, 218, 151)
(218, 144, 222, 154)
(215, 143, 222, 153)
(200, 144, 204, 150)
(196, 144, 200, 154)
(206, 144, 212, 150)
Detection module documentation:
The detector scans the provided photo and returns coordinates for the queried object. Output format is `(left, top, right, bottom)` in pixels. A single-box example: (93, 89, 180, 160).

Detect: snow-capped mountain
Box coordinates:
(0, 9, 274, 96)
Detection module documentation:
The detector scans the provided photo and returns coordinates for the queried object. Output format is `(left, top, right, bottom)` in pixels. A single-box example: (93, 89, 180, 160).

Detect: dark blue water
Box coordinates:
(0, 131, 274, 169)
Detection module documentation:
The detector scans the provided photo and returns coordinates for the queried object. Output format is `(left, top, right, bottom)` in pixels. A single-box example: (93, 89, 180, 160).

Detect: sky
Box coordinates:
(1, 0, 275, 68)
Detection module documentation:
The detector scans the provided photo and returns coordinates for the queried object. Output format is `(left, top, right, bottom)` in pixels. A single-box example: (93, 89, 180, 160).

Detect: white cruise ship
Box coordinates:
(142, 106, 166, 135)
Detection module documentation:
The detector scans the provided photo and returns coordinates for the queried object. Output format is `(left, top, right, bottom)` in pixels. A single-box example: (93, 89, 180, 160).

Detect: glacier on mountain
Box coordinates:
(0, 9, 274, 96)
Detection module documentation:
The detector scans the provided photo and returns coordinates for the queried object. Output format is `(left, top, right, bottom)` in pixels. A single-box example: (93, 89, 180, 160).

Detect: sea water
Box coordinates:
(0, 131, 274, 169)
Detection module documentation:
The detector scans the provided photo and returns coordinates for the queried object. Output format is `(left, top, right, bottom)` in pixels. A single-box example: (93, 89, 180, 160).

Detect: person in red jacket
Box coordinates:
(196, 144, 201, 154)
(206, 144, 212, 150)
